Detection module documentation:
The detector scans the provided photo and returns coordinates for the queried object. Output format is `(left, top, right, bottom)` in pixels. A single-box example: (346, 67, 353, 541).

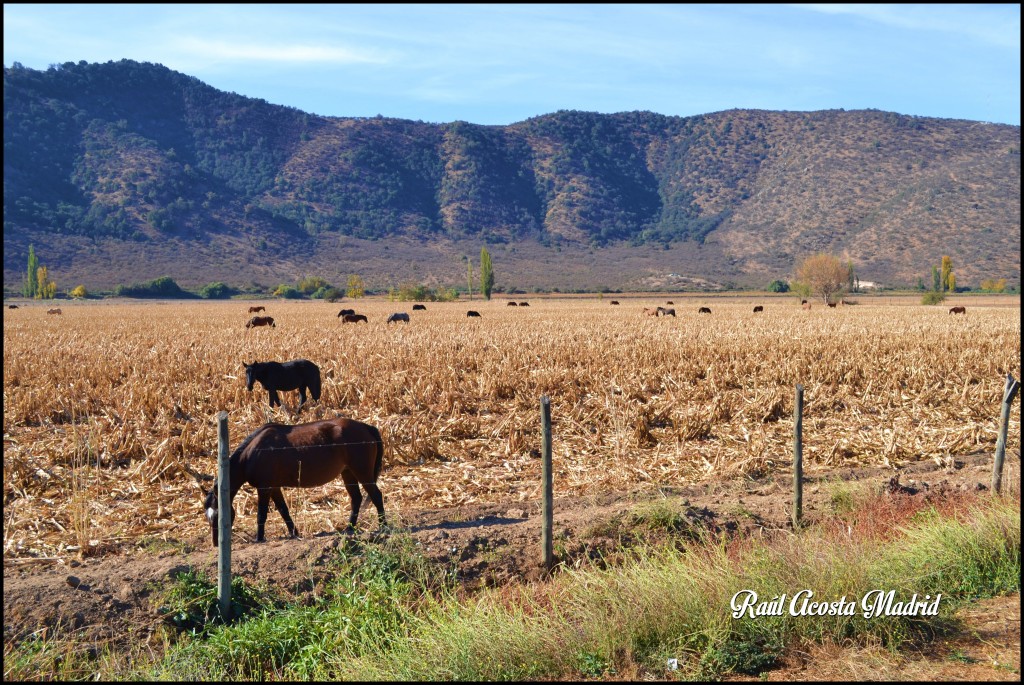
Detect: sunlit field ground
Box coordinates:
(3, 294, 1019, 560)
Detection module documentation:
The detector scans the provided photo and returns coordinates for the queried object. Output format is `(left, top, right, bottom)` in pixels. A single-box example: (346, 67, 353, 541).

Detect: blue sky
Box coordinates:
(4, 3, 1020, 126)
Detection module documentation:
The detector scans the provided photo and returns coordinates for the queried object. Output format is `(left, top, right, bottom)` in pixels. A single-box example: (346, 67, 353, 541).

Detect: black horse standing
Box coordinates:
(244, 359, 322, 408)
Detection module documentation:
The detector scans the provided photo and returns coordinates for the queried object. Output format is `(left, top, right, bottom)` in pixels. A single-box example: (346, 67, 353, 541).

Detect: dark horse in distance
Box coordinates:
(244, 359, 322, 408)
(204, 417, 386, 545)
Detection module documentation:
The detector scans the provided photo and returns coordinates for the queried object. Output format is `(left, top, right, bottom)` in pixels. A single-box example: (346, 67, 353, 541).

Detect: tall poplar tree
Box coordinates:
(480, 247, 494, 300)
(940, 256, 954, 293)
(23, 245, 39, 298)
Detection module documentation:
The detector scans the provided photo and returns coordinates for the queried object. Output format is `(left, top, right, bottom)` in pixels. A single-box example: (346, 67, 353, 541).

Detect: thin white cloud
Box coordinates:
(797, 4, 1020, 49)
(172, 37, 389, 65)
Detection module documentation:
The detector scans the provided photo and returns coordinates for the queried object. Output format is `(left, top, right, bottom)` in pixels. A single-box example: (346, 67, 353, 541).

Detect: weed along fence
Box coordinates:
(212, 373, 1019, 612)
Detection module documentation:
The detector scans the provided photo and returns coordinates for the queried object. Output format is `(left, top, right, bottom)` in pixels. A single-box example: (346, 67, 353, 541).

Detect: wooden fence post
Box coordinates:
(217, 411, 232, 619)
(992, 374, 1020, 494)
(541, 396, 553, 569)
(793, 385, 804, 530)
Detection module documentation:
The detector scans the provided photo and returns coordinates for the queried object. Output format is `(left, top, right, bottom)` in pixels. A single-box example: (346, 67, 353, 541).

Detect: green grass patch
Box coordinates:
(6, 492, 1019, 681)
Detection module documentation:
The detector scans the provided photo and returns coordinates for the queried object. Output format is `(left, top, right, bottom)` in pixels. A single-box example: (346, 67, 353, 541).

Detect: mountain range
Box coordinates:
(3, 59, 1020, 293)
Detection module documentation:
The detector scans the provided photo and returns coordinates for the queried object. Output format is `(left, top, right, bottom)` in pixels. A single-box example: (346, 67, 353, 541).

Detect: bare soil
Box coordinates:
(3, 452, 1019, 680)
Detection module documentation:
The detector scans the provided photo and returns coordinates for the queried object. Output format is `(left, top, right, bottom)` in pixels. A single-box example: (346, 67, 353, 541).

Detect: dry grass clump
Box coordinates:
(2, 297, 1019, 561)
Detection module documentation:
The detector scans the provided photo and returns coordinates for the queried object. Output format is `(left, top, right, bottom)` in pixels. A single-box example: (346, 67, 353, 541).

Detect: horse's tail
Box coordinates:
(367, 423, 385, 482)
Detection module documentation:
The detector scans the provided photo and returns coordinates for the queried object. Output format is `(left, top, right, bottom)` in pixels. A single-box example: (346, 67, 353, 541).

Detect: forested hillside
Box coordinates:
(4, 60, 1019, 291)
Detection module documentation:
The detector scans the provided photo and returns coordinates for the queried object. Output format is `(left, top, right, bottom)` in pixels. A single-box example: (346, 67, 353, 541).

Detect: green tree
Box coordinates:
(794, 253, 849, 305)
(70, 285, 88, 299)
(23, 245, 39, 298)
(465, 256, 474, 300)
(480, 247, 494, 300)
(766, 279, 790, 293)
(199, 282, 235, 299)
(932, 265, 941, 292)
(346, 274, 365, 299)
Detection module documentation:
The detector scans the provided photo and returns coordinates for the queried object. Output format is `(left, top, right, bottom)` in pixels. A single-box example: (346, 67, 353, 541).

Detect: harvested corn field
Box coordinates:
(3, 295, 1020, 561)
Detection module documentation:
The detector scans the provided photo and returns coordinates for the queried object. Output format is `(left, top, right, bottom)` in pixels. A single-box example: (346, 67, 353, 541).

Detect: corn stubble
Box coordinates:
(3, 299, 1019, 560)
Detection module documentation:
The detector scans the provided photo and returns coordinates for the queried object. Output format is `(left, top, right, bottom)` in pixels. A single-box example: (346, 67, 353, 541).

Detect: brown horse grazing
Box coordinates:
(246, 315, 276, 328)
(203, 417, 386, 546)
(949, 306, 966, 315)
(666, 301, 674, 305)
(386, 312, 410, 324)
(753, 305, 764, 313)
(342, 314, 368, 323)
(467, 310, 482, 317)
(248, 305, 266, 314)
(518, 302, 530, 307)
(698, 307, 711, 314)
(610, 300, 620, 305)
(643, 307, 658, 316)
(8, 304, 19, 309)
(657, 307, 676, 317)
(337, 308, 355, 318)
(507, 301, 518, 306)
(47, 308, 62, 315)
(827, 302, 837, 308)
(412, 304, 427, 311)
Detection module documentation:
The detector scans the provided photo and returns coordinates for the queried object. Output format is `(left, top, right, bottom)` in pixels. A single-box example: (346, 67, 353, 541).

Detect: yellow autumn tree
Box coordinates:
(794, 253, 849, 305)
(35, 266, 57, 299)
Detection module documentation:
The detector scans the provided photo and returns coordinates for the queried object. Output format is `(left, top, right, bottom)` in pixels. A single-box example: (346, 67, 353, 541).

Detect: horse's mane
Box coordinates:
(205, 423, 279, 504)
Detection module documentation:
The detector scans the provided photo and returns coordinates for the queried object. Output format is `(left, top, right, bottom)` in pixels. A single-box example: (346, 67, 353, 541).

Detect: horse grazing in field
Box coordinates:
(203, 416, 386, 546)
(519, 302, 530, 307)
(753, 306, 764, 313)
(387, 312, 410, 324)
(643, 307, 658, 316)
(8, 304, 19, 309)
(248, 306, 266, 314)
(949, 306, 966, 315)
(610, 301, 620, 305)
(337, 308, 355, 318)
(246, 316, 275, 328)
(412, 304, 427, 311)
(657, 307, 676, 317)
(244, 359, 322, 408)
(47, 308, 62, 315)
(341, 314, 368, 323)
(666, 301, 674, 305)
(507, 301, 518, 306)
(467, 310, 482, 318)
(698, 307, 711, 314)
(827, 302, 837, 308)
